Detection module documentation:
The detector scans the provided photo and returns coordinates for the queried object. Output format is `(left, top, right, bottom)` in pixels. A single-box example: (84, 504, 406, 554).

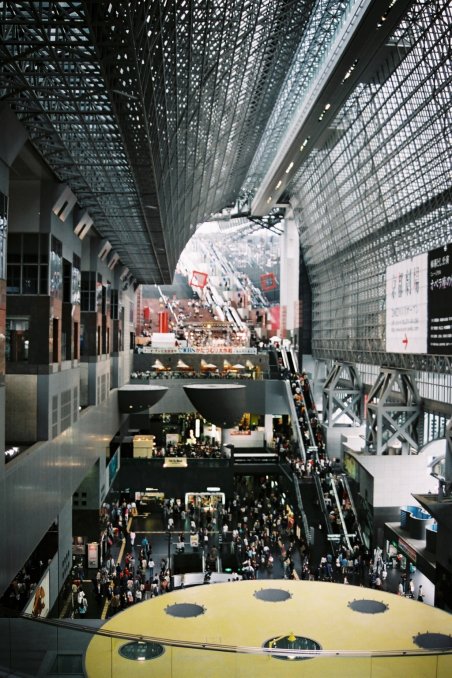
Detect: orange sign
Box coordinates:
(260, 272, 277, 291)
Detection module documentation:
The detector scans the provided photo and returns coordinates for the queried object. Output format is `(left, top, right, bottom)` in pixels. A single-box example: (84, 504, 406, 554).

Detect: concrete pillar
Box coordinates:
(279, 212, 299, 341)
(445, 417, 452, 483)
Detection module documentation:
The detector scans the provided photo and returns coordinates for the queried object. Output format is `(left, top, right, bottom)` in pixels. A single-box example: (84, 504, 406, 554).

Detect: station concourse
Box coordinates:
(0, 1, 451, 676)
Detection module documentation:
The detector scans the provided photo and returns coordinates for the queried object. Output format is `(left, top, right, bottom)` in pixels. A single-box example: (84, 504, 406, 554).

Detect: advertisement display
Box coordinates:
(163, 457, 188, 468)
(108, 448, 120, 487)
(87, 542, 99, 569)
(386, 243, 452, 356)
(343, 452, 359, 482)
(25, 571, 50, 618)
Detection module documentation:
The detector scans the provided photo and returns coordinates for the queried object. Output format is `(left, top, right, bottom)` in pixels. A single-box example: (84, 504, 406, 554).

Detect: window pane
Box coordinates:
(22, 265, 38, 294)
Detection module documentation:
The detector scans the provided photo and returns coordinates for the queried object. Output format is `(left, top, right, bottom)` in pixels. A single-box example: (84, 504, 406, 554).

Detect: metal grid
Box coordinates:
(84, 0, 316, 277)
(243, 0, 356, 196)
(1, 0, 316, 283)
(289, 0, 452, 372)
(0, 1, 164, 283)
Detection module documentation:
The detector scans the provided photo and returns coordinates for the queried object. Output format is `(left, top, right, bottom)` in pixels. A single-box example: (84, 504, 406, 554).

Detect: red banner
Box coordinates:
(158, 310, 169, 333)
(260, 272, 277, 291)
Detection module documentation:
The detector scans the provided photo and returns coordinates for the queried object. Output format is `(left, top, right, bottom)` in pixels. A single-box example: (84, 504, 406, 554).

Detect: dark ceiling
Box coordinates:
(0, 0, 316, 283)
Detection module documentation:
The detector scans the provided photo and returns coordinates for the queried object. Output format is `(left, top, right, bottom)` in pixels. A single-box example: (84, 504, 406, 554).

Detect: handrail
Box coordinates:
(284, 379, 306, 462)
(279, 346, 290, 370)
(289, 347, 299, 373)
(4, 610, 452, 659)
(292, 472, 311, 545)
(330, 475, 352, 552)
(299, 380, 316, 448)
(313, 473, 334, 539)
(341, 473, 365, 546)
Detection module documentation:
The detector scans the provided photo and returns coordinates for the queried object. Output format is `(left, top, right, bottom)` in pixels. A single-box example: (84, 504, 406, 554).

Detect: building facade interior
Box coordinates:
(0, 0, 451, 676)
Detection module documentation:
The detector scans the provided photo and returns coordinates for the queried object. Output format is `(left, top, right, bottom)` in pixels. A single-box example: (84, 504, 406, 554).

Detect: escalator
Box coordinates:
(301, 476, 333, 562)
(340, 474, 367, 548)
(268, 347, 281, 379)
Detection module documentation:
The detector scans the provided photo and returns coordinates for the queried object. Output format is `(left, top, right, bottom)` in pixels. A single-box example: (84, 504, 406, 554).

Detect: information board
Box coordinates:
(386, 243, 452, 355)
(428, 244, 452, 354)
(385, 253, 428, 353)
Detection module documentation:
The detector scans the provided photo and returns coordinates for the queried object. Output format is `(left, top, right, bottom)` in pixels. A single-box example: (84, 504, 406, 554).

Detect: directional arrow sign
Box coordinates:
(402, 334, 408, 349)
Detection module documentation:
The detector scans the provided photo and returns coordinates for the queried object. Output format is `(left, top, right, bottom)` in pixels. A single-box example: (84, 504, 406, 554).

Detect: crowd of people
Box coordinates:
(1, 555, 51, 612)
(138, 292, 251, 351)
(222, 476, 303, 580)
(153, 441, 225, 459)
(130, 367, 257, 380)
(70, 463, 427, 620)
(65, 360, 428, 617)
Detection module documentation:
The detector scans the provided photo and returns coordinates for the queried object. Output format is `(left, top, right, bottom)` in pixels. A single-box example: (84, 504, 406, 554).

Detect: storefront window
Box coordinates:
(6, 317, 30, 362)
(6, 233, 48, 294)
(50, 236, 62, 298)
(81, 272, 96, 311)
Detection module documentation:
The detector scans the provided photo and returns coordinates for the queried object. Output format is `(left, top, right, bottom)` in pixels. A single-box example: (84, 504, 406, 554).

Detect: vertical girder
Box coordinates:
(323, 361, 362, 427)
(366, 368, 421, 455)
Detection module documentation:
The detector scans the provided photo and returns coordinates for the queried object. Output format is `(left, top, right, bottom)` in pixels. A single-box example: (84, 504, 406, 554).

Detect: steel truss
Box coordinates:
(315, 350, 452, 377)
(446, 417, 452, 486)
(322, 362, 362, 427)
(83, 0, 316, 277)
(289, 0, 452, 376)
(0, 1, 164, 282)
(1, 0, 317, 282)
(243, 0, 354, 196)
(366, 368, 421, 455)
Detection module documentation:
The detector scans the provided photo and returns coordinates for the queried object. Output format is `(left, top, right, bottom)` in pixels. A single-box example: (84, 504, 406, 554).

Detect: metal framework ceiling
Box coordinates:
(0, 0, 317, 283)
(289, 0, 452, 372)
(0, 1, 165, 283)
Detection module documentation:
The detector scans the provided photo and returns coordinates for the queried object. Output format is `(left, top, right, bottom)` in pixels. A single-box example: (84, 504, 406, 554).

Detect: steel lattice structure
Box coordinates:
(288, 0, 452, 374)
(0, 0, 317, 282)
(243, 0, 355, 196)
(1, 0, 451, 384)
(0, 1, 165, 282)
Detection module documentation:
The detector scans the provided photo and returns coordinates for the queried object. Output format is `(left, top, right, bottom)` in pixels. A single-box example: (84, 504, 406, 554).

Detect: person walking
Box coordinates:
(78, 591, 88, 618)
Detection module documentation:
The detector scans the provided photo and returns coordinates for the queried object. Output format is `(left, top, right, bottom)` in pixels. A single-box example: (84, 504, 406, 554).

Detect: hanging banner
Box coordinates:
(190, 271, 208, 288)
(385, 253, 428, 353)
(260, 272, 278, 291)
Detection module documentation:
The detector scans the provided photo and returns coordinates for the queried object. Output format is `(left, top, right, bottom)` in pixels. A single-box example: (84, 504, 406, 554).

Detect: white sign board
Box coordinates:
(386, 253, 428, 354)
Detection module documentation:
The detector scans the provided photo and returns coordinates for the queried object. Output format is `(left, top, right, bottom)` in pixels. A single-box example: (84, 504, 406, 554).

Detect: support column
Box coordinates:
(445, 417, 452, 484)
(321, 362, 363, 459)
(279, 211, 299, 342)
(322, 362, 362, 427)
(365, 368, 420, 455)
